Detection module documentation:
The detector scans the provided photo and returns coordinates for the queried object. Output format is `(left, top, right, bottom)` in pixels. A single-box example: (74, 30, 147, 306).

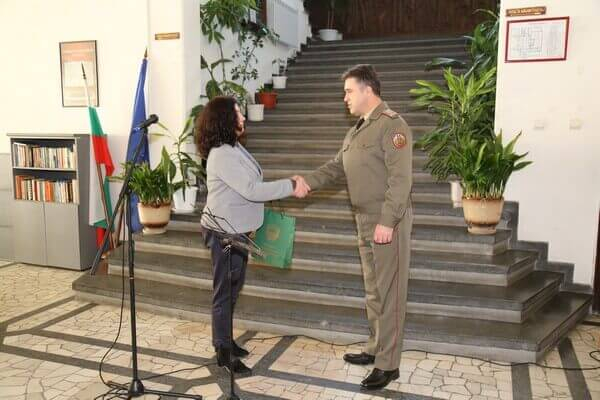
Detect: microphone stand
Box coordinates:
(220, 235, 262, 400)
(90, 122, 202, 399)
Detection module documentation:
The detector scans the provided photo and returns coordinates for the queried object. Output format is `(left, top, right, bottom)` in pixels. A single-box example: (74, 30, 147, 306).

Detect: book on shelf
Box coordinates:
(12, 142, 75, 169)
(14, 175, 79, 204)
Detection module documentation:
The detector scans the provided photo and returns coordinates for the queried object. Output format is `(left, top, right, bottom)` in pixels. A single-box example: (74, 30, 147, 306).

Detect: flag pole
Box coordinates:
(82, 63, 115, 250)
(114, 48, 149, 242)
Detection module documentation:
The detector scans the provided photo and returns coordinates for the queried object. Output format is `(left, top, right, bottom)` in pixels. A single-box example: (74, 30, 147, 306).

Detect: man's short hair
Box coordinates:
(341, 64, 381, 96)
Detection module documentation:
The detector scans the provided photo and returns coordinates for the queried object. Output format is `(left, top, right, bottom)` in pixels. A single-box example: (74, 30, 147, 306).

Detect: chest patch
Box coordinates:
(392, 132, 407, 149)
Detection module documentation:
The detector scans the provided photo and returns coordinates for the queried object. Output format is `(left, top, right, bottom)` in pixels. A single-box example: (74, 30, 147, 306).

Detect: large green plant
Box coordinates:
(200, 0, 268, 104)
(114, 148, 180, 207)
(450, 132, 532, 199)
(153, 114, 206, 197)
(410, 67, 497, 180)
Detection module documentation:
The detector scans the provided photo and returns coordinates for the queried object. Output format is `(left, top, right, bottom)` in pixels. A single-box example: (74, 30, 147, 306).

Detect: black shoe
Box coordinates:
(360, 368, 399, 390)
(232, 340, 249, 358)
(216, 346, 252, 374)
(343, 352, 375, 365)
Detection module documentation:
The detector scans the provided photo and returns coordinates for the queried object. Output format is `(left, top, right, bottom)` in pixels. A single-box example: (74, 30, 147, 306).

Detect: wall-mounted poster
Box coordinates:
(505, 17, 570, 63)
(59, 40, 98, 107)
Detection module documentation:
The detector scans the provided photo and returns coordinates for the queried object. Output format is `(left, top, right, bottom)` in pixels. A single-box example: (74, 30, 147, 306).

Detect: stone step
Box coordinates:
(256, 112, 438, 126)
(244, 124, 433, 138)
(135, 220, 511, 263)
(304, 36, 466, 51)
(287, 60, 457, 75)
(72, 274, 592, 363)
(288, 69, 447, 83)
(276, 90, 418, 102)
(261, 167, 436, 184)
(251, 198, 515, 229)
(293, 51, 467, 66)
(105, 251, 561, 323)
(131, 226, 534, 285)
(284, 79, 442, 91)
(270, 99, 422, 111)
(252, 151, 429, 168)
(299, 44, 467, 58)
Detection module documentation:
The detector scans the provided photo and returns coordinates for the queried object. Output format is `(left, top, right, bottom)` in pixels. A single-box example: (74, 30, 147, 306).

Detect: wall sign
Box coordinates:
(59, 40, 98, 107)
(505, 17, 569, 63)
(155, 32, 180, 40)
(506, 7, 547, 17)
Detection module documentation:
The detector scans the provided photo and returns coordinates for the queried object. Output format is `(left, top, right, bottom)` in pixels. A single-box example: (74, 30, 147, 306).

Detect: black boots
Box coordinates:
(216, 346, 251, 374)
(343, 352, 376, 365)
(360, 368, 400, 390)
(232, 340, 249, 358)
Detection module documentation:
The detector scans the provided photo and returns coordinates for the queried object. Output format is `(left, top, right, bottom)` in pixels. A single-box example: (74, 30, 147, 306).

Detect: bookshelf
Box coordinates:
(8, 134, 96, 270)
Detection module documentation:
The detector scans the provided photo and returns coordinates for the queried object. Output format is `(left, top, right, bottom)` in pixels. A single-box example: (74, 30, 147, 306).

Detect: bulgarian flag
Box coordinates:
(88, 107, 115, 247)
(82, 64, 115, 248)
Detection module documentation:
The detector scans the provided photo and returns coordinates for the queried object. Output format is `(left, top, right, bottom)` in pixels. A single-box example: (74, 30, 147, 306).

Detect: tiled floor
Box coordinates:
(0, 262, 599, 399)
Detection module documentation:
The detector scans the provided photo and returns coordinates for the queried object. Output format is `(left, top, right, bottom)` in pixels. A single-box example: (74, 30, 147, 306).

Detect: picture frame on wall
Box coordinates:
(59, 40, 98, 107)
(505, 17, 570, 63)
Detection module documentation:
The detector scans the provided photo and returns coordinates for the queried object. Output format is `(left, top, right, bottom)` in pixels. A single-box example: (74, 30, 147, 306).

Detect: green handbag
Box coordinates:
(253, 208, 296, 269)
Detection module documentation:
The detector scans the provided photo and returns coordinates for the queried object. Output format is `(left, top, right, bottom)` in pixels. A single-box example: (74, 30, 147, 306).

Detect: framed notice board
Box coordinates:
(505, 17, 570, 63)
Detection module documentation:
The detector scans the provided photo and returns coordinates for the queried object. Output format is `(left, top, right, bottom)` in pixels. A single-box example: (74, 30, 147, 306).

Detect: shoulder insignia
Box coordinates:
(392, 131, 407, 149)
(382, 109, 399, 119)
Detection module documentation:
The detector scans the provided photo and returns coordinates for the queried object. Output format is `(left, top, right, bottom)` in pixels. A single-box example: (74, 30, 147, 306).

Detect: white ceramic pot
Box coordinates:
(247, 104, 264, 121)
(462, 197, 504, 235)
(138, 202, 171, 235)
(172, 186, 198, 213)
(336, 32, 343, 40)
(272, 76, 287, 89)
(319, 29, 338, 41)
(450, 180, 463, 208)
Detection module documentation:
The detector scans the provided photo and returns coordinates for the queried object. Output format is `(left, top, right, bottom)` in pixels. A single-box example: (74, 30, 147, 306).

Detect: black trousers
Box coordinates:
(203, 229, 249, 349)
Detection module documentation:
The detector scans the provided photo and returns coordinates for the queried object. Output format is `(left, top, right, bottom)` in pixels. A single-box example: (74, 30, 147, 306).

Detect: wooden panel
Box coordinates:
(306, 0, 497, 39)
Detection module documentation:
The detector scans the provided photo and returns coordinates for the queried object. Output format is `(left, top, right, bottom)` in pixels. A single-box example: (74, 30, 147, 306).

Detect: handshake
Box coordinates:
(290, 175, 312, 198)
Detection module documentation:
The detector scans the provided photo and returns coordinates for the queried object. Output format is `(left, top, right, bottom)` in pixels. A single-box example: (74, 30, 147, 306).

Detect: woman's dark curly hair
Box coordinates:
(195, 96, 240, 158)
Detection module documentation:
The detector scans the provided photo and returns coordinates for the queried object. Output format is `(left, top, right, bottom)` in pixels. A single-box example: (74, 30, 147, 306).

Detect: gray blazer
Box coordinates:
(201, 142, 293, 234)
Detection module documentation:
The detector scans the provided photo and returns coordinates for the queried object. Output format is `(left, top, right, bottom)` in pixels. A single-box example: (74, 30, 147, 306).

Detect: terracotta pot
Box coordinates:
(138, 202, 171, 235)
(257, 92, 277, 109)
(462, 197, 504, 235)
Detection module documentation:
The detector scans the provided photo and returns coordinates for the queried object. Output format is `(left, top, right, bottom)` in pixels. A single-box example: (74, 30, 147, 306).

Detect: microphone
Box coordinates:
(135, 114, 159, 130)
(221, 236, 264, 257)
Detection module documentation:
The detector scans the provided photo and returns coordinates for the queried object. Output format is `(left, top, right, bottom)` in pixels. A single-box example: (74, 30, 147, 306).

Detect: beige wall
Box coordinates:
(495, 0, 600, 285)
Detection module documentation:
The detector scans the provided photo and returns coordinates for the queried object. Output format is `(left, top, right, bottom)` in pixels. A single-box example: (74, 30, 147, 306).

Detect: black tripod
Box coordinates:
(220, 235, 260, 400)
(90, 115, 202, 399)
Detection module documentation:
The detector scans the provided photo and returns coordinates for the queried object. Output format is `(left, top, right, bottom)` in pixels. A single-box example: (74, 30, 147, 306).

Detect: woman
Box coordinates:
(195, 96, 305, 374)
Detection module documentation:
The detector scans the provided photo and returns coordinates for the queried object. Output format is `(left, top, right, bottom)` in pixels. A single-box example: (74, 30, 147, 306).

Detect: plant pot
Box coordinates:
(272, 76, 287, 89)
(257, 92, 277, 109)
(247, 104, 264, 121)
(462, 197, 504, 235)
(450, 180, 463, 208)
(138, 202, 171, 235)
(319, 29, 338, 41)
(172, 186, 198, 214)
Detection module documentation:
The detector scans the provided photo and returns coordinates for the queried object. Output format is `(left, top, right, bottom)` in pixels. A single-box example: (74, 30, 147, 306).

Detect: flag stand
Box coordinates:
(89, 120, 202, 400)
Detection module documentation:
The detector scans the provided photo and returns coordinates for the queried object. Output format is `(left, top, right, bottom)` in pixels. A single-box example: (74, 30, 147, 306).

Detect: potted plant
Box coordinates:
(114, 148, 179, 235)
(246, 94, 264, 121)
(450, 132, 532, 235)
(256, 84, 277, 109)
(153, 116, 205, 213)
(314, 0, 349, 41)
(200, 0, 262, 105)
(272, 58, 288, 89)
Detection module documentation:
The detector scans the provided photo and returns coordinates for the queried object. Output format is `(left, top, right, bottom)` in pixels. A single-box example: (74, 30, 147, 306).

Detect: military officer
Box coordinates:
(295, 64, 413, 390)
